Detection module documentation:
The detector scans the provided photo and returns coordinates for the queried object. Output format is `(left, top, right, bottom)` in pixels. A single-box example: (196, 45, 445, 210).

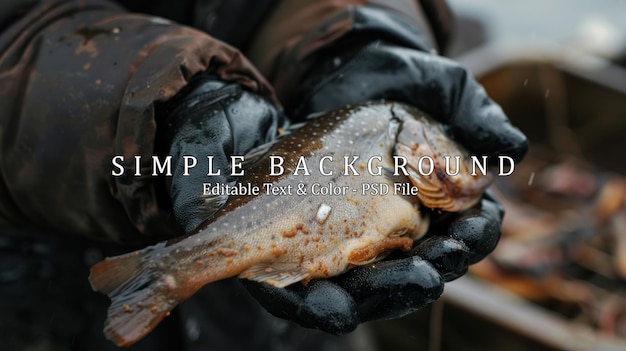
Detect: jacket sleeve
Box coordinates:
(0, 0, 278, 245)
(245, 0, 453, 106)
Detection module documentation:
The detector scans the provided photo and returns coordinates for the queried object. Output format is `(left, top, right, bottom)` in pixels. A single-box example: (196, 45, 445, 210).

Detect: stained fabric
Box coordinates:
(0, 0, 451, 243)
(0, 0, 277, 244)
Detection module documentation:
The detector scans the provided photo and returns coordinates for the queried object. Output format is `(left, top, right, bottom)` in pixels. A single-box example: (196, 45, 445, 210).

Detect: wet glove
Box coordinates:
(156, 74, 286, 233)
(243, 6, 528, 334)
(242, 192, 504, 333)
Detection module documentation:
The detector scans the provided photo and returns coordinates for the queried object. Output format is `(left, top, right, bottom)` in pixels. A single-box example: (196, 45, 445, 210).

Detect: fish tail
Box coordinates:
(89, 250, 177, 347)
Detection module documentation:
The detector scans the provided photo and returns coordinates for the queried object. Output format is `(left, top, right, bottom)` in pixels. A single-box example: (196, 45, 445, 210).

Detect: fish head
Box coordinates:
(392, 104, 493, 212)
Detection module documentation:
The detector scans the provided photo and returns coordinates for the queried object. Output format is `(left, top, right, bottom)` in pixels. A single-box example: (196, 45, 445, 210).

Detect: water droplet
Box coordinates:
(185, 318, 200, 341)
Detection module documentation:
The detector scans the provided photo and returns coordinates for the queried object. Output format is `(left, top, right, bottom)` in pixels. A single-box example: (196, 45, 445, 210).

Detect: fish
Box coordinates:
(89, 101, 493, 346)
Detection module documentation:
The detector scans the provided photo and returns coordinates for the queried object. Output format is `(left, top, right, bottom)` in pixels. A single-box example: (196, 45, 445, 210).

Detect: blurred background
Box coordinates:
(447, 0, 626, 59)
(367, 1, 626, 350)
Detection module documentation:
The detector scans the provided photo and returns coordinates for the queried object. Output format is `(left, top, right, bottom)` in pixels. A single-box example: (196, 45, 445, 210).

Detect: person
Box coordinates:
(0, 0, 528, 350)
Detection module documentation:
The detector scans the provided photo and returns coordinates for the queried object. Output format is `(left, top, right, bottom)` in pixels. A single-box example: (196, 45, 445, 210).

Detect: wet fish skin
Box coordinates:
(88, 101, 491, 347)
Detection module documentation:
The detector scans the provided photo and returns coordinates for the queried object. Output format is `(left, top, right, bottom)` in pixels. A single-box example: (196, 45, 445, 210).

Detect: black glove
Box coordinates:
(243, 192, 503, 333)
(155, 74, 287, 233)
(243, 6, 527, 334)
(290, 40, 527, 162)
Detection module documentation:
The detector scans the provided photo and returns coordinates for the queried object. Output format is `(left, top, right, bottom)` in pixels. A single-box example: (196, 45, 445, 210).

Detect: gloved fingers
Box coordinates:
(333, 256, 444, 323)
(241, 279, 359, 335)
(441, 191, 504, 264)
(242, 256, 444, 333)
(410, 236, 471, 282)
(398, 47, 528, 163)
(293, 42, 527, 163)
(242, 198, 497, 330)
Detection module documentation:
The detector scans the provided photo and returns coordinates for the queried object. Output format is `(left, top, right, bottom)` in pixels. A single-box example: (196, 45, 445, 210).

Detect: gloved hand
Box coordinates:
(155, 74, 287, 233)
(243, 7, 528, 335)
(243, 192, 504, 334)
(288, 40, 527, 162)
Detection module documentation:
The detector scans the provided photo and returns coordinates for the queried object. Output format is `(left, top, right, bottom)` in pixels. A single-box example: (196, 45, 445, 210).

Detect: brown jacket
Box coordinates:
(0, 0, 452, 244)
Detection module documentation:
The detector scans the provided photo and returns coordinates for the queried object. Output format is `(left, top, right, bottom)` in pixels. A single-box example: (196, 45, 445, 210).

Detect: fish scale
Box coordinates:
(88, 101, 493, 347)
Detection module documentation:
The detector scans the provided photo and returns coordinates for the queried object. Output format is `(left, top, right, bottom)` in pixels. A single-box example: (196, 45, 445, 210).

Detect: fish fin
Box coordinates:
(349, 252, 390, 266)
(382, 166, 405, 183)
(239, 262, 310, 288)
(89, 251, 177, 347)
(304, 111, 326, 120)
(241, 139, 281, 168)
(348, 237, 414, 266)
(239, 120, 306, 169)
(199, 183, 230, 217)
(89, 251, 151, 295)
